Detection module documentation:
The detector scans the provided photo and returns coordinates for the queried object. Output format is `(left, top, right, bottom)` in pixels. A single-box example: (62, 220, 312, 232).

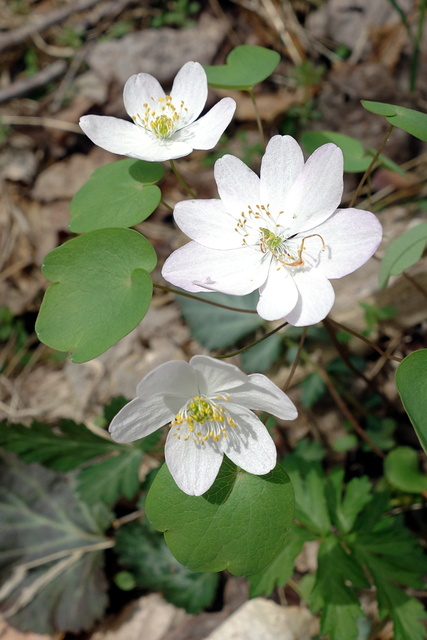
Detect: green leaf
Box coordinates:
(248, 523, 316, 597)
(325, 469, 373, 534)
(240, 333, 282, 373)
(301, 130, 405, 176)
(176, 290, 263, 350)
(36, 228, 157, 362)
(310, 536, 367, 640)
(0, 419, 123, 471)
(0, 453, 112, 634)
(361, 101, 427, 142)
(115, 520, 219, 613)
(395, 349, 427, 453)
(379, 223, 427, 288)
(69, 159, 164, 233)
(145, 459, 294, 576)
(384, 446, 427, 494)
(204, 45, 280, 90)
(282, 459, 330, 536)
(77, 448, 143, 504)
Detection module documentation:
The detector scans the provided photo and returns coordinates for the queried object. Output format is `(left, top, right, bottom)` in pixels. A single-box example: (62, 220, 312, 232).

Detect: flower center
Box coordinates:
(133, 95, 187, 139)
(170, 394, 236, 445)
(235, 204, 325, 269)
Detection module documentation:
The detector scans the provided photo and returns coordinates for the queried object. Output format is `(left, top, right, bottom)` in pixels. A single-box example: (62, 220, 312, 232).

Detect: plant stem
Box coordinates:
(153, 283, 258, 314)
(402, 272, 427, 302)
(410, 0, 426, 91)
(326, 317, 402, 362)
(349, 124, 394, 208)
(283, 327, 308, 391)
(169, 159, 196, 198)
(323, 318, 371, 385)
(215, 320, 288, 359)
(248, 87, 265, 147)
(160, 198, 173, 212)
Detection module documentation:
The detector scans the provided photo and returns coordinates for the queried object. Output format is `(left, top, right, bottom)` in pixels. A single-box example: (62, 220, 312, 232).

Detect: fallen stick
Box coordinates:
(0, 60, 66, 103)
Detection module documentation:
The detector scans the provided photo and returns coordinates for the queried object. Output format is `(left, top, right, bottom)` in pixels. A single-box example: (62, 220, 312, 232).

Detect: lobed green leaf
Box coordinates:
(384, 446, 427, 494)
(361, 101, 427, 142)
(379, 223, 427, 288)
(204, 45, 280, 90)
(395, 349, 427, 453)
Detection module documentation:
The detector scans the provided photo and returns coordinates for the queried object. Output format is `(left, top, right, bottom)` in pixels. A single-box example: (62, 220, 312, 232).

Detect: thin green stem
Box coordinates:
(160, 198, 173, 212)
(248, 87, 265, 147)
(349, 124, 394, 208)
(283, 327, 308, 391)
(410, 0, 427, 91)
(326, 317, 402, 362)
(153, 283, 257, 314)
(169, 159, 196, 198)
(215, 321, 288, 360)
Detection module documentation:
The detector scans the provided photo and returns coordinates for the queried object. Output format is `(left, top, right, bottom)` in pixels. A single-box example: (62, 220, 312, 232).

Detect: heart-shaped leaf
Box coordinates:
(36, 228, 157, 363)
(384, 447, 427, 494)
(70, 159, 164, 233)
(361, 101, 427, 142)
(145, 459, 294, 576)
(395, 349, 427, 453)
(379, 223, 427, 288)
(204, 45, 280, 90)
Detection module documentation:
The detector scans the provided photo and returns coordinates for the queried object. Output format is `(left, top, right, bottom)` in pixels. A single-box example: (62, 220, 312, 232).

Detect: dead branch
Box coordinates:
(0, 60, 66, 104)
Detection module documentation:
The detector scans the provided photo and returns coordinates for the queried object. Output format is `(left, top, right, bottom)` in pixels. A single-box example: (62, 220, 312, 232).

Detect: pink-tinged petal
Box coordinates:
(256, 265, 299, 321)
(285, 269, 335, 326)
(177, 98, 236, 150)
(214, 155, 260, 218)
(123, 73, 165, 119)
(173, 199, 241, 249)
(284, 143, 344, 234)
(221, 405, 277, 475)
(136, 360, 197, 400)
(79, 115, 192, 161)
(190, 355, 249, 396)
(162, 242, 269, 295)
(109, 396, 173, 443)
(165, 429, 224, 495)
(170, 61, 208, 126)
(231, 374, 298, 420)
(314, 208, 383, 279)
(260, 135, 304, 217)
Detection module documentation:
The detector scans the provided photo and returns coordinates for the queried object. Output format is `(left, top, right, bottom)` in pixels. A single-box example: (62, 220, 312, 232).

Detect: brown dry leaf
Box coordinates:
(369, 22, 408, 69)
(215, 87, 306, 122)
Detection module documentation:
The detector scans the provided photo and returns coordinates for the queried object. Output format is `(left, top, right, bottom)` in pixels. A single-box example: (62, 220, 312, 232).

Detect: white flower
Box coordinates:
(109, 355, 297, 496)
(79, 61, 236, 162)
(162, 135, 383, 326)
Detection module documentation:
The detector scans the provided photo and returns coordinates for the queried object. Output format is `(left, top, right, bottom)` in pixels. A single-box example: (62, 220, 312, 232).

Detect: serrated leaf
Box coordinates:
(325, 469, 373, 534)
(361, 101, 427, 142)
(115, 520, 219, 613)
(379, 223, 427, 288)
(384, 447, 427, 494)
(145, 459, 294, 576)
(204, 45, 280, 90)
(395, 349, 427, 453)
(248, 523, 316, 597)
(0, 453, 112, 634)
(301, 130, 405, 176)
(176, 290, 263, 350)
(77, 448, 143, 504)
(0, 419, 121, 471)
(240, 333, 282, 373)
(36, 228, 157, 362)
(70, 159, 164, 233)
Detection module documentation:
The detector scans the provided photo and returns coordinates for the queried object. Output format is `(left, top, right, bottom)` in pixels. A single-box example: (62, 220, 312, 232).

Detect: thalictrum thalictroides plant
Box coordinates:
(109, 355, 297, 496)
(162, 135, 383, 325)
(79, 61, 236, 162)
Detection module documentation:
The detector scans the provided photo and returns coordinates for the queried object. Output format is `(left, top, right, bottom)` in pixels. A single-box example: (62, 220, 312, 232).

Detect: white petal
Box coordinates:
(260, 135, 304, 217)
(177, 98, 236, 150)
(79, 115, 192, 161)
(109, 396, 173, 443)
(256, 264, 299, 321)
(136, 360, 197, 400)
(123, 73, 165, 119)
(214, 155, 260, 218)
(170, 61, 207, 126)
(190, 355, 249, 395)
(314, 208, 383, 279)
(229, 374, 298, 420)
(162, 242, 269, 295)
(284, 143, 344, 234)
(285, 269, 335, 326)
(165, 429, 224, 496)
(173, 199, 241, 249)
(221, 405, 277, 475)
